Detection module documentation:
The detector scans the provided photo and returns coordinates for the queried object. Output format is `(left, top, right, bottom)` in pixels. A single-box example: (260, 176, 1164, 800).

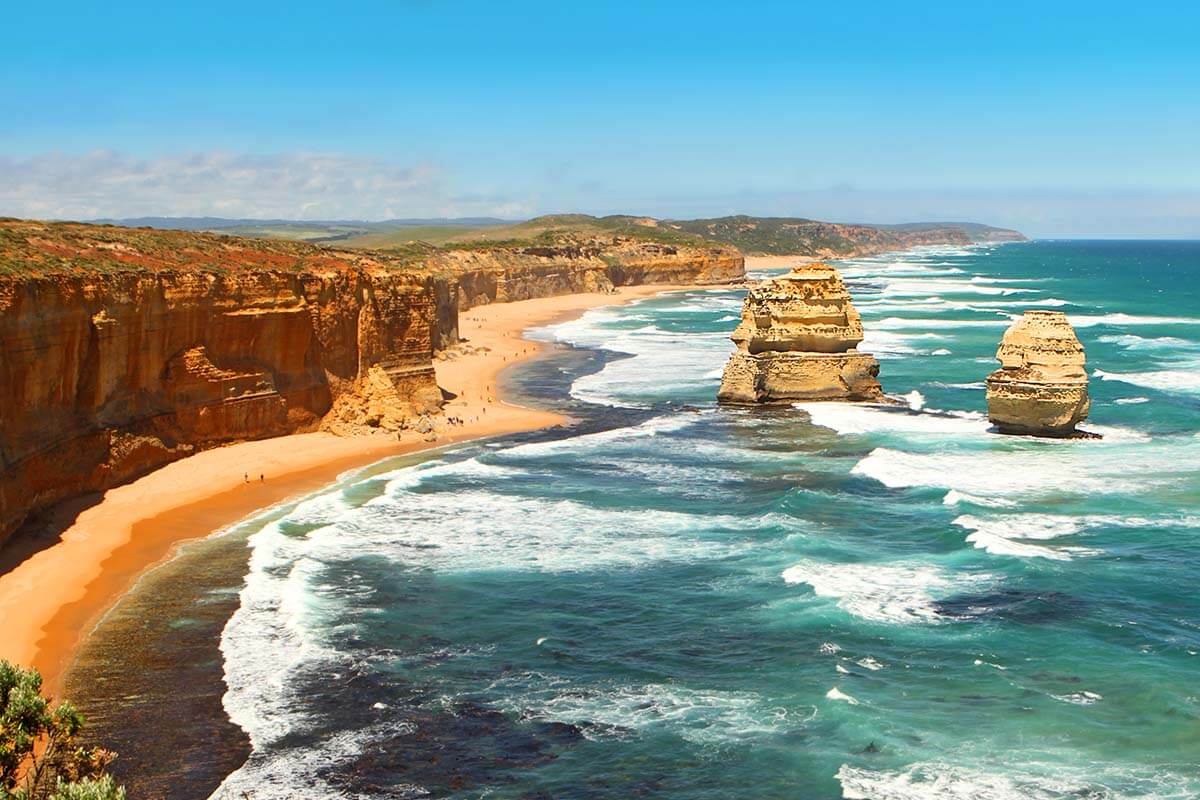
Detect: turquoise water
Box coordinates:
(210, 241, 1200, 799)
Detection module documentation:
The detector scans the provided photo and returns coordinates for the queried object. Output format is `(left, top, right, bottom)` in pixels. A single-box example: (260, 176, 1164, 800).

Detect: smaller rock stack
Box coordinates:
(717, 264, 884, 404)
(986, 310, 1092, 437)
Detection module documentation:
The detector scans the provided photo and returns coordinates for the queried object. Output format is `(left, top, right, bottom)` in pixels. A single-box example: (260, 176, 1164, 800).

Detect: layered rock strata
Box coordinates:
(717, 264, 884, 403)
(430, 238, 743, 346)
(0, 220, 743, 542)
(985, 311, 1091, 437)
(0, 265, 443, 541)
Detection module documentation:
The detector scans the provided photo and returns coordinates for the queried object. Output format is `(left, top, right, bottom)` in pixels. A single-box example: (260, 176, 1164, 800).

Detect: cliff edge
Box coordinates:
(0, 220, 743, 543)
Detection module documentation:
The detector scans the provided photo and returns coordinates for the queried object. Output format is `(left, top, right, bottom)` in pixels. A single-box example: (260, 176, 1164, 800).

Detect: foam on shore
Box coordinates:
(836, 762, 1194, 800)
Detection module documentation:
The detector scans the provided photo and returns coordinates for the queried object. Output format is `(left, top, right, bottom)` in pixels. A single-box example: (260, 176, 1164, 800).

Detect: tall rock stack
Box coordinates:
(717, 264, 884, 404)
(986, 310, 1092, 437)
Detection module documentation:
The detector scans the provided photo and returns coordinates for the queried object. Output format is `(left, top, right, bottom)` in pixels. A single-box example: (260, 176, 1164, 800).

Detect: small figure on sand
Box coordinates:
(244, 473, 248, 483)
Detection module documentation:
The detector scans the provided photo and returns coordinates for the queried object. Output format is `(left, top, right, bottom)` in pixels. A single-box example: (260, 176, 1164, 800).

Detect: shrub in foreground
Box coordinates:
(0, 661, 124, 800)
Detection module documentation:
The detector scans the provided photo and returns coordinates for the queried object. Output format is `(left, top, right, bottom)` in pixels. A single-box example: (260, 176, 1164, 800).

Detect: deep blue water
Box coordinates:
(208, 241, 1200, 799)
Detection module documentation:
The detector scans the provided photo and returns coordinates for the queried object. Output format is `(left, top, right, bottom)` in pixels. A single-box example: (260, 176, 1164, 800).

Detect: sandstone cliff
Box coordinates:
(429, 237, 743, 345)
(717, 264, 884, 404)
(985, 311, 1091, 437)
(0, 225, 444, 542)
(0, 220, 742, 543)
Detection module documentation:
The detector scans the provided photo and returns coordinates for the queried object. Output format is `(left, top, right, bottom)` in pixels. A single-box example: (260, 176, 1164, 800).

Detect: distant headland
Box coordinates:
(81, 213, 1027, 258)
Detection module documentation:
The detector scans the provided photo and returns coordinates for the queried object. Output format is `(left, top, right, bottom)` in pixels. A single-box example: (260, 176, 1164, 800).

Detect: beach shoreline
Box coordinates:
(0, 282, 704, 694)
(743, 254, 826, 271)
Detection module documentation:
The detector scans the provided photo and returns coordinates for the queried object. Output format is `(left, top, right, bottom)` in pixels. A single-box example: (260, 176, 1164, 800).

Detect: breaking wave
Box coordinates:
(782, 561, 989, 624)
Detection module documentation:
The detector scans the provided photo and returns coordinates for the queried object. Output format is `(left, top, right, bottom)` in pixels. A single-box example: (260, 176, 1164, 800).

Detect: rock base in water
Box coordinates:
(719, 351, 883, 404)
(986, 310, 1092, 438)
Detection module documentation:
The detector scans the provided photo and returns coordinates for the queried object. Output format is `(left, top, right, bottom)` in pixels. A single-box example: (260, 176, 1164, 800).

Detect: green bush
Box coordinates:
(0, 661, 123, 800)
(49, 777, 124, 800)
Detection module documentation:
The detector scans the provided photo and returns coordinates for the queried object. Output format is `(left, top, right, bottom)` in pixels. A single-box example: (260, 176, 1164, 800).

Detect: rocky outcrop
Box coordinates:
(717, 264, 884, 403)
(985, 311, 1091, 437)
(0, 220, 743, 543)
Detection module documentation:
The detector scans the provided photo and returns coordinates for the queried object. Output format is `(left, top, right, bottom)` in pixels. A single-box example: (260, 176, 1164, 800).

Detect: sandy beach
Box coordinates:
(0, 283, 698, 693)
(743, 254, 827, 272)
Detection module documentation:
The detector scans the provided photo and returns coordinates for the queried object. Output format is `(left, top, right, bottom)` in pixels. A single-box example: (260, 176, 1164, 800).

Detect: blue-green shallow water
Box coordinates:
(210, 241, 1200, 799)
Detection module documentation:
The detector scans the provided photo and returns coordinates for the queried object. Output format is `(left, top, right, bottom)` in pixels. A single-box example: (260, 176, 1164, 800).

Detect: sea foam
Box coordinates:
(797, 403, 989, 437)
(1094, 367, 1200, 395)
(836, 762, 1195, 800)
(782, 561, 988, 624)
(851, 442, 1189, 500)
(953, 514, 1095, 560)
(542, 304, 734, 407)
(487, 675, 797, 745)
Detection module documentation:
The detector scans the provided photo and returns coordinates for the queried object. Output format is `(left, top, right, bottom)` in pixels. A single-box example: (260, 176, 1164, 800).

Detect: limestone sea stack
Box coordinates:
(717, 264, 884, 404)
(985, 310, 1092, 437)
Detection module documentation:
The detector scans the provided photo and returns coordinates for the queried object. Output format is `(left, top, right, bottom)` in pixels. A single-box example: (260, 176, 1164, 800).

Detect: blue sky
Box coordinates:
(3, 1, 1198, 236)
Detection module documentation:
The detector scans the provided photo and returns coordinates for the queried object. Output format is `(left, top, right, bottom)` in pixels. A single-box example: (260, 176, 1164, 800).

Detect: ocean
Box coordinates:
(78, 241, 1200, 799)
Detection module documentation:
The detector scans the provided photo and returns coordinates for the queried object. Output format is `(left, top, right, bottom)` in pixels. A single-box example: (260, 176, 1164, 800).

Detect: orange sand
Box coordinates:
(0, 284, 695, 693)
(743, 254, 823, 272)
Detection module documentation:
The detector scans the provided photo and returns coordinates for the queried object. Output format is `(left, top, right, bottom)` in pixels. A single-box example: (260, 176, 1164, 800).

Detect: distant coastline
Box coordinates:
(83, 212, 1027, 255)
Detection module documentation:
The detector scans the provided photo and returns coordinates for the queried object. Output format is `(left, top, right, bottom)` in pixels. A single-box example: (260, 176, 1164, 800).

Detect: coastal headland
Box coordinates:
(0, 281, 707, 692)
(0, 216, 1018, 693)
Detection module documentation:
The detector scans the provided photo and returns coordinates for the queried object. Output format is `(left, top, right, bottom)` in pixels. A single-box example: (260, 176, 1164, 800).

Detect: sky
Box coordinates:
(2, 0, 1198, 237)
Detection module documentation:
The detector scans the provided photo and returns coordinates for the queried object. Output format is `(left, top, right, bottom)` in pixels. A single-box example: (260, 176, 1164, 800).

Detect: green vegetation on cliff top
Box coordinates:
(0, 212, 1025, 275)
(92, 213, 1026, 257)
(0, 219, 454, 276)
(665, 215, 1026, 255)
(426, 214, 724, 250)
(0, 216, 725, 277)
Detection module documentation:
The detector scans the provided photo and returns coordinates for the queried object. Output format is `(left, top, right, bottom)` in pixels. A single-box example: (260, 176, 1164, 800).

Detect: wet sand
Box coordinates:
(0, 283, 699, 693)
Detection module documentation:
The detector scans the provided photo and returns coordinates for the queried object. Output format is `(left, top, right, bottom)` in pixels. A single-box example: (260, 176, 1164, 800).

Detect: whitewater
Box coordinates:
(210, 240, 1200, 799)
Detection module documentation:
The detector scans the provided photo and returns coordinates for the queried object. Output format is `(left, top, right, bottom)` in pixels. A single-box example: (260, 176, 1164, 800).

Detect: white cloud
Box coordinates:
(0, 150, 527, 220)
(4, 150, 1195, 238)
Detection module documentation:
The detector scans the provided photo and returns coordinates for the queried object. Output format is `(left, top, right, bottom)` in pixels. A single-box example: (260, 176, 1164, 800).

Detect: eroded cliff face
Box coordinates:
(0, 266, 442, 539)
(429, 238, 743, 348)
(0, 221, 743, 542)
(986, 311, 1091, 437)
(717, 264, 884, 403)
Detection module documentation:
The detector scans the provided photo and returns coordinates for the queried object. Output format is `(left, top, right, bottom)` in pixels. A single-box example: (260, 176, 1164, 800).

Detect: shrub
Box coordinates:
(0, 661, 123, 800)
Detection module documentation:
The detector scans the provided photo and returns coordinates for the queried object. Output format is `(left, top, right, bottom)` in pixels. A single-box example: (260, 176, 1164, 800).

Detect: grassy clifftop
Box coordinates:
(0, 218, 443, 276)
(54, 212, 1028, 267)
(344, 214, 722, 251)
(664, 215, 1026, 256)
(0, 215, 735, 277)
